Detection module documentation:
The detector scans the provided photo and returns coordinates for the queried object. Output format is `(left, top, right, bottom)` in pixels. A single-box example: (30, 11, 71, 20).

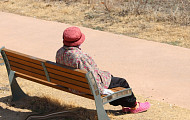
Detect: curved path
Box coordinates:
(0, 12, 190, 109)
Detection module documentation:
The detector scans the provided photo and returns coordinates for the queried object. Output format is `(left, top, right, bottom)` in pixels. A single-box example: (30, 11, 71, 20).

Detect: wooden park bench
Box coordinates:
(0, 46, 132, 120)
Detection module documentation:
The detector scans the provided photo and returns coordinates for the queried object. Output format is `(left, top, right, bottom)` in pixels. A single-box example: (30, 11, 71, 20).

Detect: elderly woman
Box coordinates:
(56, 26, 150, 113)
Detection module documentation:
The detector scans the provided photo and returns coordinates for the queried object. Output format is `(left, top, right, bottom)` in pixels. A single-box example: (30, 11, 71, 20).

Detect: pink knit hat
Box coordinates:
(63, 27, 85, 47)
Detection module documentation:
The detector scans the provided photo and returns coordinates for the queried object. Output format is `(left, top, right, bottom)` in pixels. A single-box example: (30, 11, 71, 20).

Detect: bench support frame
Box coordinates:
(86, 72, 110, 120)
(8, 70, 28, 101)
(1, 47, 27, 101)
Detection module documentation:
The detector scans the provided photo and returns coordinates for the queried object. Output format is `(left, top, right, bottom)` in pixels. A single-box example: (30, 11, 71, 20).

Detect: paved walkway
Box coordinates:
(1, 12, 190, 109)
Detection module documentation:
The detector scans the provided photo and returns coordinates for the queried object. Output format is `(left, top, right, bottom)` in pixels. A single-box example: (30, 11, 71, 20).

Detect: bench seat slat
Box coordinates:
(11, 66, 47, 80)
(49, 73, 90, 89)
(101, 87, 129, 98)
(47, 68, 87, 83)
(15, 72, 94, 100)
(45, 62, 86, 78)
(110, 87, 126, 92)
(7, 56, 43, 70)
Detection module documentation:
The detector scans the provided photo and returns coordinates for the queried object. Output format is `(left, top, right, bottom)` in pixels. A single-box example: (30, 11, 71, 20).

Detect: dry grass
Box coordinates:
(10, 96, 98, 120)
(0, 0, 190, 48)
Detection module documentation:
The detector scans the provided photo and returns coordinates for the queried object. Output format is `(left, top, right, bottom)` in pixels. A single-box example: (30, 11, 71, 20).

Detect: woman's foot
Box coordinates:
(122, 102, 150, 113)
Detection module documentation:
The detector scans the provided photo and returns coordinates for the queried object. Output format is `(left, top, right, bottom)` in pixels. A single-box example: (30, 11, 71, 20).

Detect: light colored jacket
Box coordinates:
(56, 46, 112, 94)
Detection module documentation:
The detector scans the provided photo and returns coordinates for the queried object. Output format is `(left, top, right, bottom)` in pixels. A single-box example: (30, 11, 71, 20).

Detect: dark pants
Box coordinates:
(108, 76, 137, 108)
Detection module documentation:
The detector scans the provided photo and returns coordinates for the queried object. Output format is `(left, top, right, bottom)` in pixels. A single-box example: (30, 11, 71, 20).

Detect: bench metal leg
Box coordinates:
(95, 98, 110, 120)
(9, 70, 27, 101)
(86, 72, 110, 120)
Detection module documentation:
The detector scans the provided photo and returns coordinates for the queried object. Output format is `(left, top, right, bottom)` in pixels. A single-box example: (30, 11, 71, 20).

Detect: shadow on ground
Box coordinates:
(0, 95, 98, 120)
(0, 95, 125, 120)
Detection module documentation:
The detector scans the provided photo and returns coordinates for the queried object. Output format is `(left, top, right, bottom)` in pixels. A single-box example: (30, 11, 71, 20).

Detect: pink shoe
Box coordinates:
(130, 102, 150, 113)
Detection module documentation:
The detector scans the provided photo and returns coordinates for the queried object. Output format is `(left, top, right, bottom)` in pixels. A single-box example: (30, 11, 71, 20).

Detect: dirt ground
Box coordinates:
(1, 65, 190, 120)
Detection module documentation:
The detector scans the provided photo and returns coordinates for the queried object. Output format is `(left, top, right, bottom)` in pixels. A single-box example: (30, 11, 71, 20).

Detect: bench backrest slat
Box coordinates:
(45, 62, 86, 78)
(7, 56, 43, 70)
(49, 73, 90, 89)
(4, 48, 45, 63)
(11, 66, 47, 80)
(46, 67, 88, 83)
(9, 61, 45, 76)
(50, 79, 91, 94)
(4, 49, 47, 80)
